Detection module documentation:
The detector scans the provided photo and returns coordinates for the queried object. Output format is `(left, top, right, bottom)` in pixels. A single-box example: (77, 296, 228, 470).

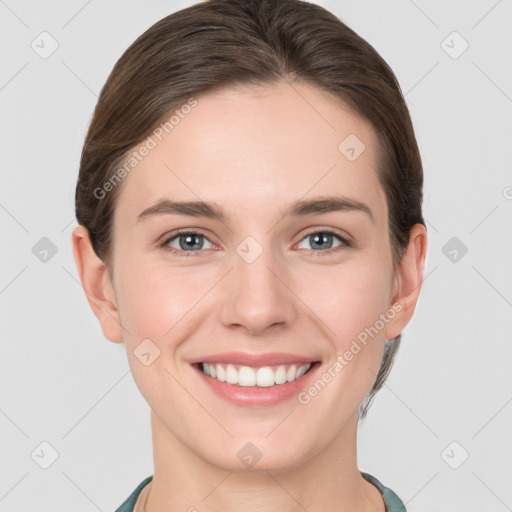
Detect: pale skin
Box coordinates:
(73, 80, 427, 512)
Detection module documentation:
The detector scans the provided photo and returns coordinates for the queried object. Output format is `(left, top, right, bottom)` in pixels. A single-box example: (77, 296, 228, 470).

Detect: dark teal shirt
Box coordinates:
(115, 472, 406, 511)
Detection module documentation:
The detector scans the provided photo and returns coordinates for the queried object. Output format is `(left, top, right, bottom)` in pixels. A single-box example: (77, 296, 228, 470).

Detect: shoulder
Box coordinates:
(361, 472, 407, 512)
(115, 475, 154, 512)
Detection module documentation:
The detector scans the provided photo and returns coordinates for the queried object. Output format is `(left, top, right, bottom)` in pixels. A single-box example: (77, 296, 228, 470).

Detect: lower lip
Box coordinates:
(192, 362, 321, 407)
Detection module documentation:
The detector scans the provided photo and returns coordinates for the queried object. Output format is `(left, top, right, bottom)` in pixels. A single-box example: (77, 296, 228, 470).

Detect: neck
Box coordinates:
(143, 410, 384, 512)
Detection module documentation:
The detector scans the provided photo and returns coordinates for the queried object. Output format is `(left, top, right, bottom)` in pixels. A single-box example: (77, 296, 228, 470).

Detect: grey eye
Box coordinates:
(297, 232, 345, 251)
(166, 233, 214, 251)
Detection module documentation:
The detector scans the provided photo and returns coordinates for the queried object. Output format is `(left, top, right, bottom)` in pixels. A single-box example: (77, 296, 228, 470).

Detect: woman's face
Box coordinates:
(97, 81, 408, 470)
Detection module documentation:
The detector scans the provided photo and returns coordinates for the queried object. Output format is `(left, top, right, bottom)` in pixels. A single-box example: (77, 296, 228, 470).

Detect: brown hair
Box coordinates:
(75, 0, 425, 420)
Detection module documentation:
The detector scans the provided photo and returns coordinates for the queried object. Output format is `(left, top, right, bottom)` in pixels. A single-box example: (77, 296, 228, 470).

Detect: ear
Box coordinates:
(71, 225, 124, 344)
(384, 223, 428, 340)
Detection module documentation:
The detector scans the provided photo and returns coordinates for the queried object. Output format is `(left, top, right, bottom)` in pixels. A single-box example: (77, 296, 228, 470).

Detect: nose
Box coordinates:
(218, 244, 298, 337)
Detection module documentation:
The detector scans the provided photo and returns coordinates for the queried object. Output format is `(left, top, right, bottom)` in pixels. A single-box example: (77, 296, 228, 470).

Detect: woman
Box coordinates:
(72, 0, 427, 510)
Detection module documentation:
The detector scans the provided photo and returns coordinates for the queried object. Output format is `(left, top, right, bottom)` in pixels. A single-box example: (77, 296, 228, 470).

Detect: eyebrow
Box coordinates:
(136, 195, 374, 223)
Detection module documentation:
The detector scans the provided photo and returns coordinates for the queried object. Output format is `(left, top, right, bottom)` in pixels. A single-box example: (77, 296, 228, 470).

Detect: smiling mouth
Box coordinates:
(194, 361, 319, 387)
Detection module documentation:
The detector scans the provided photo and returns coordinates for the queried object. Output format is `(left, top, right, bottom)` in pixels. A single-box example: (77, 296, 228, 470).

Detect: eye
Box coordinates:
(296, 230, 351, 252)
(161, 231, 215, 256)
(160, 229, 352, 257)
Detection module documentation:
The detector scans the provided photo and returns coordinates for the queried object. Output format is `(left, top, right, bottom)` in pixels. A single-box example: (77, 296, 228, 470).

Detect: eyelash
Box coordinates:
(159, 228, 353, 258)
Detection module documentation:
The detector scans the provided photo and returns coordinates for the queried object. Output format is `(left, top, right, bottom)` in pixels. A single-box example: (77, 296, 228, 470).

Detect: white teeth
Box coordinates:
(216, 365, 226, 382)
(226, 364, 238, 384)
(238, 366, 256, 386)
(200, 362, 312, 387)
(274, 365, 288, 384)
(296, 364, 308, 378)
(256, 367, 275, 387)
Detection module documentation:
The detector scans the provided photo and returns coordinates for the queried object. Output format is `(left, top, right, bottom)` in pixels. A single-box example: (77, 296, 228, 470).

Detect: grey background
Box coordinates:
(1, 1, 511, 510)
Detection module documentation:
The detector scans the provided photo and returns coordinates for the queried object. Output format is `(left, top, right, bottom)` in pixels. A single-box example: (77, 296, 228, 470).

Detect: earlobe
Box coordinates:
(384, 223, 428, 340)
(71, 225, 124, 344)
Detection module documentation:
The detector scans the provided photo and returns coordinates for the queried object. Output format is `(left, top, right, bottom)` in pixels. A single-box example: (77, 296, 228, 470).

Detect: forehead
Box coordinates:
(114, 80, 386, 224)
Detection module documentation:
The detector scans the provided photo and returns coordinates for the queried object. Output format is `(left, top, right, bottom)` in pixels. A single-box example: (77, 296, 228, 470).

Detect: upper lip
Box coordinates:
(189, 352, 318, 367)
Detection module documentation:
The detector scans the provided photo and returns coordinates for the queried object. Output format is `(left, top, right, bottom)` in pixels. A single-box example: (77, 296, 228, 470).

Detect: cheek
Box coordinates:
(305, 260, 391, 341)
(301, 257, 392, 397)
(290, 259, 392, 419)
(117, 262, 203, 339)
(113, 262, 203, 407)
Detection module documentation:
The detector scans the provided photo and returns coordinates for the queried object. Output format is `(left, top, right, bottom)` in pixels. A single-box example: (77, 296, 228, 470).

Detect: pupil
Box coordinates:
(180, 234, 203, 251)
(311, 233, 332, 250)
